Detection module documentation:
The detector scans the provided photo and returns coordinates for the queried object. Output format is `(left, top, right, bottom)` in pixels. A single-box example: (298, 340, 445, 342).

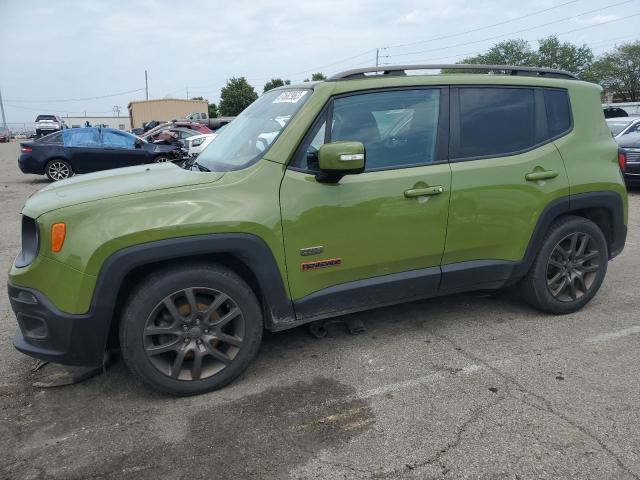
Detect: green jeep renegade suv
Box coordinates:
(8, 65, 627, 395)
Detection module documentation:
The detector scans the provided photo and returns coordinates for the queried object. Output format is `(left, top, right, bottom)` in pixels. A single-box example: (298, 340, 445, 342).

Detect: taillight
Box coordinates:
(21, 145, 32, 153)
(618, 150, 626, 172)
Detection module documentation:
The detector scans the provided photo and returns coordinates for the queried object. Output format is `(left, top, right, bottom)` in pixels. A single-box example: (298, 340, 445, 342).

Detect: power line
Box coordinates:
(6, 87, 146, 103)
(383, 0, 581, 50)
(383, 0, 638, 60)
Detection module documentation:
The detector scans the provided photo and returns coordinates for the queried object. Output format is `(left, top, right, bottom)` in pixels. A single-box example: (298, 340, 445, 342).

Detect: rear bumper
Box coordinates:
(9, 283, 109, 366)
(18, 154, 43, 174)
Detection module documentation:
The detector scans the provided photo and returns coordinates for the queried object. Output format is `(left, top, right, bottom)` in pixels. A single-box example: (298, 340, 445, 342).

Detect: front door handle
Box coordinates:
(404, 186, 444, 198)
(525, 170, 558, 181)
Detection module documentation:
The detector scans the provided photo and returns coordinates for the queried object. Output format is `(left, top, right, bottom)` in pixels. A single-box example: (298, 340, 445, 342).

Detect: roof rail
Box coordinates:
(327, 64, 578, 81)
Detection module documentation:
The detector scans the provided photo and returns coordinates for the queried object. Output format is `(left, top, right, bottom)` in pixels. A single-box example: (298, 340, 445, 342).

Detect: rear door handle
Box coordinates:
(404, 186, 444, 198)
(525, 170, 558, 181)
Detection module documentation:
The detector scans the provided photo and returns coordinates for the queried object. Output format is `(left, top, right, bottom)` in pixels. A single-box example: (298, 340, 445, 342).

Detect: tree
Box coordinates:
(263, 78, 292, 92)
(208, 103, 219, 118)
(454, 36, 594, 78)
(534, 36, 593, 78)
(458, 39, 535, 68)
(191, 96, 218, 118)
(304, 72, 326, 82)
(218, 77, 258, 116)
(585, 42, 640, 101)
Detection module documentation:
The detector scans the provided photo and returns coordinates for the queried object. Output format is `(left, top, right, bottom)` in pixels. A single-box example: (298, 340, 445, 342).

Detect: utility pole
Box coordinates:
(376, 48, 379, 67)
(186, 87, 189, 100)
(145, 70, 149, 100)
(0, 87, 7, 132)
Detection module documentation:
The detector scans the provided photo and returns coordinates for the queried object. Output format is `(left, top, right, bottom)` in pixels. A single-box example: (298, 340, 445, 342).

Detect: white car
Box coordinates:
(35, 114, 66, 137)
(606, 117, 640, 138)
(184, 133, 217, 157)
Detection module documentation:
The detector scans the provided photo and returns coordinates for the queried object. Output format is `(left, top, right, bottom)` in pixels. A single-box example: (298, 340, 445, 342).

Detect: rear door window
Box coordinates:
(63, 129, 100, 147)
(453, 87, 536, 160)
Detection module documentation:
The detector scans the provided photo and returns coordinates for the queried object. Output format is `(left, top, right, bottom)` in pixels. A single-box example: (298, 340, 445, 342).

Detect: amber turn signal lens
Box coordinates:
(51, 223, 66, 252)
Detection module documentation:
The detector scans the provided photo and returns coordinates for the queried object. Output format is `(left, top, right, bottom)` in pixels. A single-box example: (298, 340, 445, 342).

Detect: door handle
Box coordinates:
(525, 170, 558, 181)
(404, 186, 444, 198)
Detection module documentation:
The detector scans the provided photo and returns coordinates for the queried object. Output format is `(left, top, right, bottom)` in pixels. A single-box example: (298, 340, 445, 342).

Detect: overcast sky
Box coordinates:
(0, 0, 638, 123)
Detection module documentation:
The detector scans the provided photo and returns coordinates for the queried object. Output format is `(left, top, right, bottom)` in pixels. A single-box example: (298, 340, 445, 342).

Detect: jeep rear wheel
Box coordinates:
(119, 263, 263, 395)
(521, 215, 608, 314)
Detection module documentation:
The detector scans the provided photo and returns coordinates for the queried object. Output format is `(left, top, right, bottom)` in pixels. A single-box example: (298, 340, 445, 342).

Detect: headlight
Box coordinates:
(15, 216, 39, 268)
(191, 137, 205, 147)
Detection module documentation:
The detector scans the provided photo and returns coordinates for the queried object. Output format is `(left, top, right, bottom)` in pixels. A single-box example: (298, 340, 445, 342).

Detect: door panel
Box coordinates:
(280, 164, 451, 300)
(442, 143, 569, 264)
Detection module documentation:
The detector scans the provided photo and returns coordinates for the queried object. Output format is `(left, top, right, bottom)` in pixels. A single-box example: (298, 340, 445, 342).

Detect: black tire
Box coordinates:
(119, 263, 263, 396)
(521, 215, 608, 314)
(45, 159, 74, 181)
(153, 155, 171, 163)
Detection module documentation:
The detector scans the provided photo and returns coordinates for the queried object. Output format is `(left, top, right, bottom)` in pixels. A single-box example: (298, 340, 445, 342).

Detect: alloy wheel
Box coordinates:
(47, 161, 71, 180)
(546, 232, 601, 302)
(143, 287, 245, 381)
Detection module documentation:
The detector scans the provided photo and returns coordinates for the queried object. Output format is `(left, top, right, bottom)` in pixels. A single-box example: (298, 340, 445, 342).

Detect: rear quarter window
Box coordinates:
(544, 88, 571, 138)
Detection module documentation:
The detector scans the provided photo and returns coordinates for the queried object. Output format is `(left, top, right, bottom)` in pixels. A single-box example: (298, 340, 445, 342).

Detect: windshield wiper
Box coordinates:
(194, 161, 210, 172)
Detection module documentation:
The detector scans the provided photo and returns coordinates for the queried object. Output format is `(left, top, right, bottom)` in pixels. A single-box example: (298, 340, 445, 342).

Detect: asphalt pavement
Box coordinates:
(1, 141, 639, 480)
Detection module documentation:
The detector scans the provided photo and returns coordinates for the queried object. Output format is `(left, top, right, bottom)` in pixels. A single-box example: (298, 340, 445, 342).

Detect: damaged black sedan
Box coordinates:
(18, 128, 183, 181)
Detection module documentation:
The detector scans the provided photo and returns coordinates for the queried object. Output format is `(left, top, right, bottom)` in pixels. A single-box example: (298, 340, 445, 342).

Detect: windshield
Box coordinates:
(196, 88, 310, 172)
(607, 119, 632, 136)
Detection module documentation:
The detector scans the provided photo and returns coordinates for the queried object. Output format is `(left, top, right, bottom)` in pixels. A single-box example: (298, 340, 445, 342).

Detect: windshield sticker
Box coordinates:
(273, 90, 307, 104)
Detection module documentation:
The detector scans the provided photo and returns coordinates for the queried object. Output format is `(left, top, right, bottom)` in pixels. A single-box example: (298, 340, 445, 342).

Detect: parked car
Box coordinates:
(9, 65, 627, 395)
(183, 132, 217, 157)
(603, 106, 628, 118)
(35, 115, 66, 137)
(184, 112, 236, 131)
(606, 116, 640, 138)
(148, 127, 200, 144)
(616, 132, 640, 186)
(139, 121, 211, 140)
(143, 120, 161, 132)
(18, 128, 182, 181)
(0, 130, 9, 143)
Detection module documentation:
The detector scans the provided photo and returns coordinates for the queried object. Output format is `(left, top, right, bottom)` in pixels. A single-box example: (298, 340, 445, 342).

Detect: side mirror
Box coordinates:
(316, 141, 365, 183)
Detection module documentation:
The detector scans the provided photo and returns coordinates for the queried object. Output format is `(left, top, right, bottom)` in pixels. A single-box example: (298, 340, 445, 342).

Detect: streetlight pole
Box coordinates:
(0, 87, 8, 132)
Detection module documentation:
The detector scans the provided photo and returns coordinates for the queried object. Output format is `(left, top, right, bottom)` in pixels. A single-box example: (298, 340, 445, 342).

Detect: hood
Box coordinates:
(23, 162, 224, 218)
(616, 132, 640, 148)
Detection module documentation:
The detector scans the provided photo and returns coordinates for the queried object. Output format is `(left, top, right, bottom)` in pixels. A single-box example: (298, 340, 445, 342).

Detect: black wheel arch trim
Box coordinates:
(93, 233, 296, 330)
(512, 191, 627, 281)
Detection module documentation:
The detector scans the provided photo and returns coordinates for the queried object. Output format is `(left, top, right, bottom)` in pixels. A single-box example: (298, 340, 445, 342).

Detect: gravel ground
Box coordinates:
(1, 140, 639, 480)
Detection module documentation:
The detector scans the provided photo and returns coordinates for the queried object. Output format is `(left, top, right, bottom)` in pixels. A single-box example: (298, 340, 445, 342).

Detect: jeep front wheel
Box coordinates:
(119, 263, 263, 395)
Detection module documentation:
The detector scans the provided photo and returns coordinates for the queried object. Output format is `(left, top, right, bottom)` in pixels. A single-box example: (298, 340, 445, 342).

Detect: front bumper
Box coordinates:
(9, 283, 110, 366)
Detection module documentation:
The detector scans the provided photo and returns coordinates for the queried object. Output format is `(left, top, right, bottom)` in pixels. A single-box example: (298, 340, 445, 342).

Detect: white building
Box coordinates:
(62, 116, 131, 130)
